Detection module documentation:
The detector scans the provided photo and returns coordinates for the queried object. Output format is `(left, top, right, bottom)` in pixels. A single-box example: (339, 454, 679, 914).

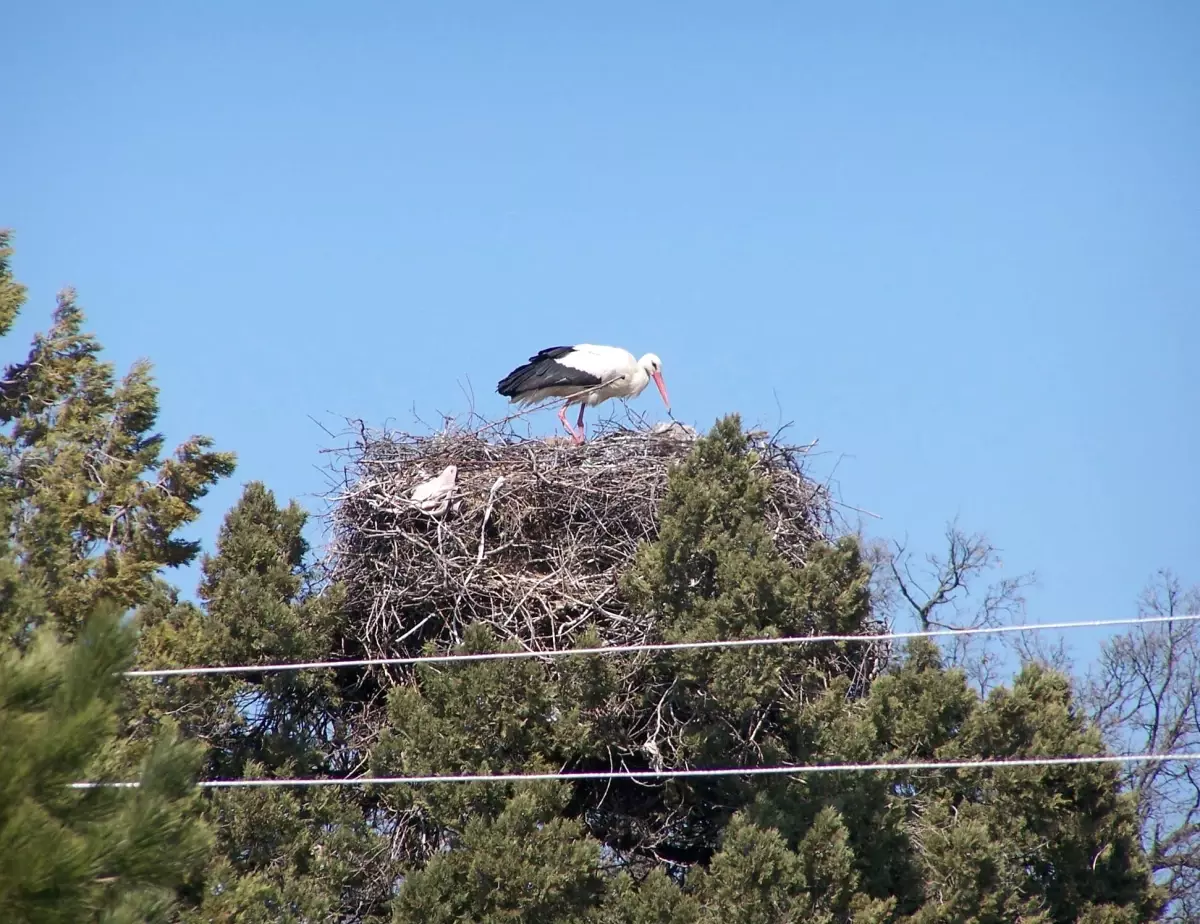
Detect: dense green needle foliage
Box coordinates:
(0, 232, 234, 645)
(135, 483, 395, 921)
(0, 606, 211, 923)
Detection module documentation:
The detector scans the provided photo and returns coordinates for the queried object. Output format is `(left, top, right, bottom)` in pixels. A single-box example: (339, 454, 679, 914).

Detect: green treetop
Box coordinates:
(371, 415, 1165, 922)
(133, 483, 395, 922)
(0, 230, 235, 642)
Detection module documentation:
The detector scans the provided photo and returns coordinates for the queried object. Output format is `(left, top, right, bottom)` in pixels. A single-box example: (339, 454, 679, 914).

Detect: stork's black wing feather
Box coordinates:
(497, 346, 603, 398)
(529, 346, 576, 362)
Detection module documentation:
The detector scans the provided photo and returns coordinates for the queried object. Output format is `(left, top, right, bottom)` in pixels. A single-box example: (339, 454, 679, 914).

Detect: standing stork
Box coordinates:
(496, 344, 670, 443)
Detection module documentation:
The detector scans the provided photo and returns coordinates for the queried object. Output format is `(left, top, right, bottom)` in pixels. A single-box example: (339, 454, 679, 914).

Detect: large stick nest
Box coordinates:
(329, 419, 837, 664)
(326, 416, 889, 866)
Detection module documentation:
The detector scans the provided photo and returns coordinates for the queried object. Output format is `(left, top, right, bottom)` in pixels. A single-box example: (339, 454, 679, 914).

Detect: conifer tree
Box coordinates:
(0, 232, 245, 918)
(0, 604, 211, 924)
(391, 785, 606, 924)
(370, 415, 1165, 922)
(791, 640, 1164, 921)
(0, 230, 235, 643)
(613, 415, 876, 862)
(133, 483, 395, 921)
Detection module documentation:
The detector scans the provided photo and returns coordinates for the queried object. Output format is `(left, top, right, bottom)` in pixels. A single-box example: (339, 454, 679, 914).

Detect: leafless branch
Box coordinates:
(1082, 570, 1200, 922)
(878, 519, 1036, 689)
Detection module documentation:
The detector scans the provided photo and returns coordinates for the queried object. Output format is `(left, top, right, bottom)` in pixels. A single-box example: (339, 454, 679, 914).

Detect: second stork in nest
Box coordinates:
(497, 344, 670, 443)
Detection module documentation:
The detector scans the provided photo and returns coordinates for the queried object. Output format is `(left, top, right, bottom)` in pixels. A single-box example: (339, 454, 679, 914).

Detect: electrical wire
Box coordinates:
(123, 613, 1200, 678)
(71, 751, 1200, 790)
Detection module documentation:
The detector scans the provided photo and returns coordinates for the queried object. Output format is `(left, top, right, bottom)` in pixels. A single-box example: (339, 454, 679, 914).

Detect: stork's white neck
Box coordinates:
(626, 357, 657, 397)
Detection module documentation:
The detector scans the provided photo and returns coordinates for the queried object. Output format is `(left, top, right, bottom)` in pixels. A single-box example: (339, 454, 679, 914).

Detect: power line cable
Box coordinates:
(124, 613, 1200, 678)
(72, 751, 1200, 790)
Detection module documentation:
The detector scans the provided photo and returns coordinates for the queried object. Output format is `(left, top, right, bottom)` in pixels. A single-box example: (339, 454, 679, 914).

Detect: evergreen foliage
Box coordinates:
(0, 230, 235, 643)
(0, 605, 211, 923)
(786, 641, 1163, 921)
(135, 483, 396, 921)
(366, 415, 1164, 921)
(613, 416, 876, 861)
(391, 786, 606, 924)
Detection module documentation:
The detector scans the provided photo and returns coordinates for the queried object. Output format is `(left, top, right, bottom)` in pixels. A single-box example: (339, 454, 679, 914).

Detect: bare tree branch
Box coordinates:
(876, 519, 1036, 689)
(1082, 570, 1200, 922)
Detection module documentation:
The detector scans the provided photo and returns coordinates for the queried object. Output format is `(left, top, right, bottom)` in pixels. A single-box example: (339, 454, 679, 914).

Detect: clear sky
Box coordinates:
(5, 2, 1198, 659)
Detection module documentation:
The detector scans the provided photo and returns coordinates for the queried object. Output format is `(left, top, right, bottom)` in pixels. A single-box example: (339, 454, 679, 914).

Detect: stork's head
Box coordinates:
(638, 353, 670, 411)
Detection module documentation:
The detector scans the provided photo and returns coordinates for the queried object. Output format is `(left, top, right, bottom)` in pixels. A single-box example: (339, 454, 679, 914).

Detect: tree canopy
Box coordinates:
(0, 232, 234, 645)
(0, 231, 1181, 922)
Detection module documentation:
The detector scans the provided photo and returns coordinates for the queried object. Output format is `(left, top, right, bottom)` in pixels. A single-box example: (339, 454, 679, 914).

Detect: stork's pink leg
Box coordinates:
(575, 404, 587, 443)
(557, 404, 582, 443)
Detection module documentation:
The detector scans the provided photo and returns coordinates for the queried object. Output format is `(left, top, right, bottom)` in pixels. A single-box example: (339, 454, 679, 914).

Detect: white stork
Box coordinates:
(496, 344, 670, 443)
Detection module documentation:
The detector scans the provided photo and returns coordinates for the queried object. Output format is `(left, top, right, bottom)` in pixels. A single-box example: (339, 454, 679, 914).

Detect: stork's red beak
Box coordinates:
(652, 371, 670, 411)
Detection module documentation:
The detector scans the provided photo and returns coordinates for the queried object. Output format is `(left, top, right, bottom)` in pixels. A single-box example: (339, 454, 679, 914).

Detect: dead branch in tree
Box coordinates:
(879, 520, 1037, 689)
(1083, 571, 1200, 923)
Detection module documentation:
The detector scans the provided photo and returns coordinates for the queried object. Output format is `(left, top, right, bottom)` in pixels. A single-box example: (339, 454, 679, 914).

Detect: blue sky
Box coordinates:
(5, 2, 1198, 661)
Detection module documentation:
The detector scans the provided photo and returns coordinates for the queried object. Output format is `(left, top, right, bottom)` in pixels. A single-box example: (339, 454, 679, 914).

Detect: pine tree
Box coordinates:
(368, 415, 1165, 922)
(0, 603, 211, 924)
(613, 415, 876, 863)
(792, 639, 1164, 922)
(133, 483, 396, 921)
(0, 233, 240, 918)
(0, 230, 235, 643)
(391, 785, 606, 924)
